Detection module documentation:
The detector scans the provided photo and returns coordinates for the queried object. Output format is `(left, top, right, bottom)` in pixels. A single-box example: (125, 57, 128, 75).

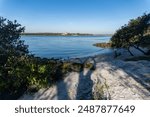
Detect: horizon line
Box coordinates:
(23, 32, 114, 35)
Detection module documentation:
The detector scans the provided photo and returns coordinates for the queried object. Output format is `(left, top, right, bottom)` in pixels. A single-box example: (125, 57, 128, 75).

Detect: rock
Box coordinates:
(20, 54, 150, 100)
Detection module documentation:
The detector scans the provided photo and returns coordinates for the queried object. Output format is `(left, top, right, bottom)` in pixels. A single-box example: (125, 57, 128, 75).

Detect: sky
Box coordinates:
(0, 0, 150, 34)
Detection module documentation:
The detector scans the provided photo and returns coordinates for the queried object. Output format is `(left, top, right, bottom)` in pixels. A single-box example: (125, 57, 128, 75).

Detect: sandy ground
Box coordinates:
(20, 49, 150, 100)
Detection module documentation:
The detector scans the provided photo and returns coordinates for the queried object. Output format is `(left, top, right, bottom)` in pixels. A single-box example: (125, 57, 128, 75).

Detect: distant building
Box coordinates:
(62, 32, 68, 36)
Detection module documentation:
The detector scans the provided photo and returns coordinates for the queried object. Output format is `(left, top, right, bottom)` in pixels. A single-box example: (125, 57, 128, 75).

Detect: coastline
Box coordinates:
(64, 47, 148, 63)
(21, 33, 112, 37)
(20, 49, 150, 100)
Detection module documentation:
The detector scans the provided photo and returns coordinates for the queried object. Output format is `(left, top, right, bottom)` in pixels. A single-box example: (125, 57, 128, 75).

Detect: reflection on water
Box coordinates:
(21, 36, 112, 59)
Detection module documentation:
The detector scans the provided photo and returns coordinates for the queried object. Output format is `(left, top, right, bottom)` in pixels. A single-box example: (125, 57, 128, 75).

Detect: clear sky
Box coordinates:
(0, 0, 150, 34)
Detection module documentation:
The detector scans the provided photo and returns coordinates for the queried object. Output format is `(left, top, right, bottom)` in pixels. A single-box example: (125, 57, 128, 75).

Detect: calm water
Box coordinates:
(21, 36, 112, 59)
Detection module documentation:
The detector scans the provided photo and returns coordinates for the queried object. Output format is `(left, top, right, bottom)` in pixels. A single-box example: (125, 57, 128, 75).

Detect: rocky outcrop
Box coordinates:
(20, 54, 150, 100)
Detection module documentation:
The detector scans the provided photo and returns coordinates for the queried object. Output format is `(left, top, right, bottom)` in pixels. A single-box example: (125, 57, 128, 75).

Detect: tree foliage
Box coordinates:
(0, 17, 29, 65)
(111, 13, 150, 56)
(0, 17, 29, 99)
(0, 17, 87, 99)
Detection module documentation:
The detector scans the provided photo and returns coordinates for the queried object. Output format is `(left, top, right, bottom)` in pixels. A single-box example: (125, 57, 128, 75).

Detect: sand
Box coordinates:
(20, 49, 150, 100)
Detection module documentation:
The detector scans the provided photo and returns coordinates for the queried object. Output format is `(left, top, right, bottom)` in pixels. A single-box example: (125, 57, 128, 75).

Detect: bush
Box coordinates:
(0, 17, 29, 99)
(111, 13, 150, 56)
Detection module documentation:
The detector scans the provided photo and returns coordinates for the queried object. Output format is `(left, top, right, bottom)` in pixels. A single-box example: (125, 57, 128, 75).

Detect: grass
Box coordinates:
(92, 79, 110, 100)
(84, 63, 96, 70)
(93, 84, 105, 100)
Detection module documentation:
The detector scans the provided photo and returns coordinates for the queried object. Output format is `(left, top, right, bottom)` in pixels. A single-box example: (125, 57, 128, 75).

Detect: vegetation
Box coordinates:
(22, 32, 94, 36)
(111, 13, 150, 56)
(0, 17, 28, 99)
(22, 33, 113, 37)
(0, 17, 94, 99)
(92, 80, 110, 100)
(1, 13, 149, 99)
(93, 42, 112, 48)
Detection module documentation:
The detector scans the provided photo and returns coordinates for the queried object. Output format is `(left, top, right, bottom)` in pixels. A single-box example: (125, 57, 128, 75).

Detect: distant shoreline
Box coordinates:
(21, 33, 113, 37)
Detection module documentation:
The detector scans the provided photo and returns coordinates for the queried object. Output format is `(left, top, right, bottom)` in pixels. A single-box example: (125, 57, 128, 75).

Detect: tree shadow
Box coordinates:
(55, 63, 70, 100)
(56, 80, 70, 100)
(120, 62, 150, 94)
(76, 57, 96, 100)
(20, 54, 150, 100)
(21, 62, 70, 100)
(105, 60, 150, 98)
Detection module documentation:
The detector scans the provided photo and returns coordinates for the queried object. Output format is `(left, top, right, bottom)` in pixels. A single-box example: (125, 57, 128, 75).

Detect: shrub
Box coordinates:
(111, 13, 150, 56)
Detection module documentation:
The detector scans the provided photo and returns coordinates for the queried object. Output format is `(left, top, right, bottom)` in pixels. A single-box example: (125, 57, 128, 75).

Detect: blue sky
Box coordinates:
(0, 0, 150, 34)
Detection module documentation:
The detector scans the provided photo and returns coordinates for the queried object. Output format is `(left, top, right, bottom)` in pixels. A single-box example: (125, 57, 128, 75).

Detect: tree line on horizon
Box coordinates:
(0, 17, 94, 99)
(0, 13, 150, 99)
(22, 32, 94, 36)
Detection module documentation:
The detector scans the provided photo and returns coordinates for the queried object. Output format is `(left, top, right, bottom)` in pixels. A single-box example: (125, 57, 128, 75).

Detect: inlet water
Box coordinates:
(21, 36, 112, 59)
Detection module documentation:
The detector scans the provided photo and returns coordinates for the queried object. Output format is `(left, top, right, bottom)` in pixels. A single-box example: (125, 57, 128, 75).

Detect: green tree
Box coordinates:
(0, 17, 29, 99)
(111, 13, 150, 56)
(0, 17, 28, 60)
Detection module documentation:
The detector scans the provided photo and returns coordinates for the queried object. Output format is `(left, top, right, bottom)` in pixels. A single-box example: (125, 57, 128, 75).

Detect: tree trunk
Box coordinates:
(128, 47, 134, 56)
(133, 45, 147, 55)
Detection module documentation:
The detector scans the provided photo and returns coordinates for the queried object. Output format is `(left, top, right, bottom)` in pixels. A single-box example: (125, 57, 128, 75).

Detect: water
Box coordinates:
(21, 35, 112, 59)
